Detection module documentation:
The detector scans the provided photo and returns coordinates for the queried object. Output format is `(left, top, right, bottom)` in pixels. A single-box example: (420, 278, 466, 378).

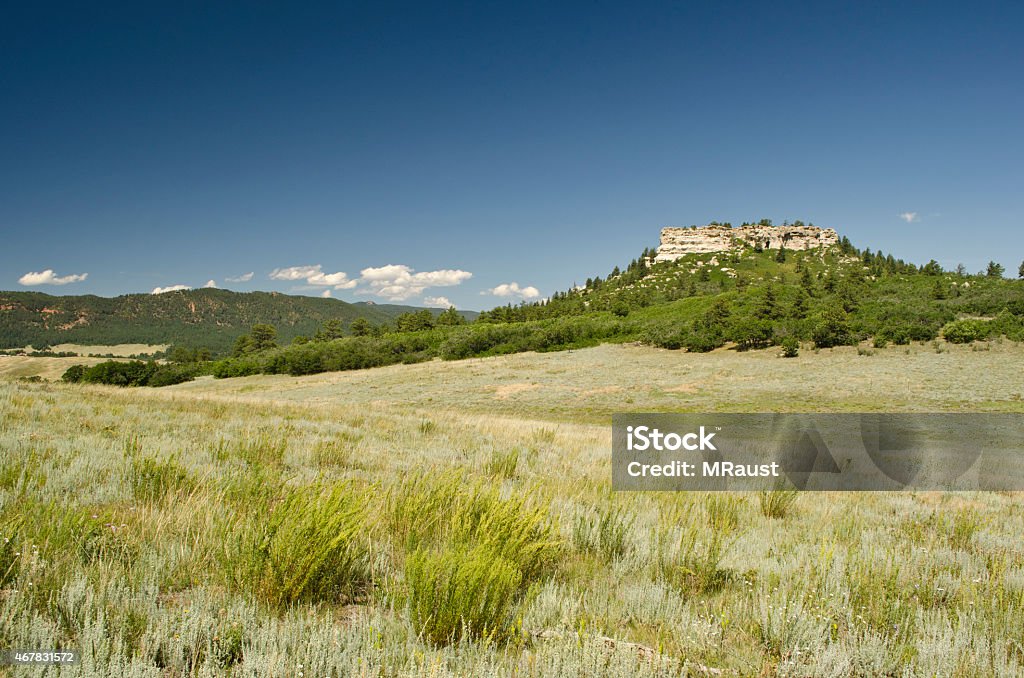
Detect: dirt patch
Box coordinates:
(494, 382, 541, 399)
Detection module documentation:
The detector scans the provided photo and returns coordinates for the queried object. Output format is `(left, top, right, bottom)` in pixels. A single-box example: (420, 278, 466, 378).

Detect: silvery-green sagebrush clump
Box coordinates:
(1, 342, 1023, 677)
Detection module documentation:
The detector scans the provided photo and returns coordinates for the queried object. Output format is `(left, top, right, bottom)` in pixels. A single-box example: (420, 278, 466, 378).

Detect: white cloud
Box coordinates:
(203, 279, 217, 288)
(484, 282, 540, 299)
(269, 265, 323, 281)
(423, 296, 453, 308)
(269, 264, 356, 289)
(18, 269, 88, 286)
(225, 272, 254, 283)
(151, 284, 191, 295)
(321, 289, 332, 298)
(899, 212, 920, 223)
(358, 264, 473, 301)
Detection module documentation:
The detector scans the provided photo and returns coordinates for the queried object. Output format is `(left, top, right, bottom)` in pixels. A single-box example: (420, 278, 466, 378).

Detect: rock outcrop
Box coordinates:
(654, 224, 839, 262)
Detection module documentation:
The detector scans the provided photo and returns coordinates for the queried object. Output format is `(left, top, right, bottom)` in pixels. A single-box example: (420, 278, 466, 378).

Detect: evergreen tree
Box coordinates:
(800, 265, 815, 293)
(250, 324, 278, 351)
(232, 334, 253, 357)
(315, 319, 345, 341)
(436, 306, 466, 326)
(349, 318, 371, 336)
(755, 285, 780, 320)
(986, 261, 1005, 278)
(791, 289, 810, 318)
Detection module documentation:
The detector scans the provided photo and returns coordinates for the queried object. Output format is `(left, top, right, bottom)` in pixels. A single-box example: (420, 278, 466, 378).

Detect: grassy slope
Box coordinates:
(165, 341, 1024, 420)
(1, 345, 1023, 675)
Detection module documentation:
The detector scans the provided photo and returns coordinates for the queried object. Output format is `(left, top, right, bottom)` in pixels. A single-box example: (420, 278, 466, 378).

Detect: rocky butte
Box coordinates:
(654, 223, 839, 262)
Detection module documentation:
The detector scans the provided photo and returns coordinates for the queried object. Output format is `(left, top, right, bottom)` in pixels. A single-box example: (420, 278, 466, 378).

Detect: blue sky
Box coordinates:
(2, 1, 1022, 309)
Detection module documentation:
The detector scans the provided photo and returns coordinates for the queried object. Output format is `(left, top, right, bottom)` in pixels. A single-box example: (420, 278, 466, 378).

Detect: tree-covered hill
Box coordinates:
(0, 288, 475, 354)
(140, 235, 1019, 386)
(27, 229, 1024, 386)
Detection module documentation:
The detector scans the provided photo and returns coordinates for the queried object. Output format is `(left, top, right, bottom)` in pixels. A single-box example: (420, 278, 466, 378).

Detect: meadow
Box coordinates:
(1, 341, 1023, 676)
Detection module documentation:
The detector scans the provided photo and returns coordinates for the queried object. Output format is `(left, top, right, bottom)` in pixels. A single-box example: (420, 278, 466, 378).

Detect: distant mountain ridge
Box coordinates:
(0, 288, 477, 353)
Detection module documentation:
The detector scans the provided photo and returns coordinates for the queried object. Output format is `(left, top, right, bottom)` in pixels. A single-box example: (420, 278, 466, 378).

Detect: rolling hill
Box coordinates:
(0, 288, 477, 354)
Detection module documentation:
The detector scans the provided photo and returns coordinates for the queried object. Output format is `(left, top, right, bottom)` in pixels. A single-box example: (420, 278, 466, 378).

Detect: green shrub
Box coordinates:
(640, 324, 689, 350)
(387, 473, 560, 580)
(451, 492, 561, 583)
(212, 356, 262, 378)
(78, 360, 157, 386)
(61, 364, 85, 383)
(780, 336, 799, 357)
(730, 317, 774, 350)
(147, 363, 201, 387)
(265, 484, 370, 606)
(386, 472, 467, 551)
(405, 544, 522, 645)
(880, 324, 911, 345)
(812, 306, 852, 348)
(224, 483, 371, 607)
(991, 310, 1024, 341)
(942, 319, 988, 344)
(684, 326, 725, 353)
(388, 474, 559, 645)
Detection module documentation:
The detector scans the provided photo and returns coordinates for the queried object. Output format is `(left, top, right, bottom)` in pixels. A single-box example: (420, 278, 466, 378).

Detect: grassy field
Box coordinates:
(1, 342, 1023, 676)
(0, 355, 127, 381)
(47, 343, 169, 357)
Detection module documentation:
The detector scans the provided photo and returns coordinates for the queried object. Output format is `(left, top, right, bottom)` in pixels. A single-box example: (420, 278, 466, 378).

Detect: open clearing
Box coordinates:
(48, 342, 169, 356)
(164, 340, 1024, 418)
(0, 354, 127, 381)
(1, 342, 1023, 676)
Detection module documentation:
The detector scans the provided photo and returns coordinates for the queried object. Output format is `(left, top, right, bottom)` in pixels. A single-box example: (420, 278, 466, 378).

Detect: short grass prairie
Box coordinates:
(1, 341, 1022, 676)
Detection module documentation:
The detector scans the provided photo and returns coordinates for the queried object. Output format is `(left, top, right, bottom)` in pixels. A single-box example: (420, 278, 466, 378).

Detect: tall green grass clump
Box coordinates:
(385, 472, 467, 551)
(389, 473, 560, 644)
(484, 447, 520, 479)
(445, 488, 561, 585)
(130, 456, 195, 502)
(223, 482, 371, 607)
(572, 504, 633, 561)
(661, 526, 736, 595)
(0, 518, 22, 587)
(759, 487, 799, 519)
(703, 494, 745, 532)
(405, 544, 523, 645)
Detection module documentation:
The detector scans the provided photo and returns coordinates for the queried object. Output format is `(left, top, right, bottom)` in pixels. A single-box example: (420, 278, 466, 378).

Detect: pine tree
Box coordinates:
(349, 318, 371, 336)
(986, 261, 1005, 278)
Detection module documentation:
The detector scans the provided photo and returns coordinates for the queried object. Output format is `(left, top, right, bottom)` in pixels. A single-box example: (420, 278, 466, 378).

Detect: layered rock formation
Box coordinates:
(654, 224, 839, 262)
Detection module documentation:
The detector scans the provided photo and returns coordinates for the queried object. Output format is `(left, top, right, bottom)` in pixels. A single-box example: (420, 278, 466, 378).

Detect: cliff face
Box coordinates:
(654, 224, 839, 261)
